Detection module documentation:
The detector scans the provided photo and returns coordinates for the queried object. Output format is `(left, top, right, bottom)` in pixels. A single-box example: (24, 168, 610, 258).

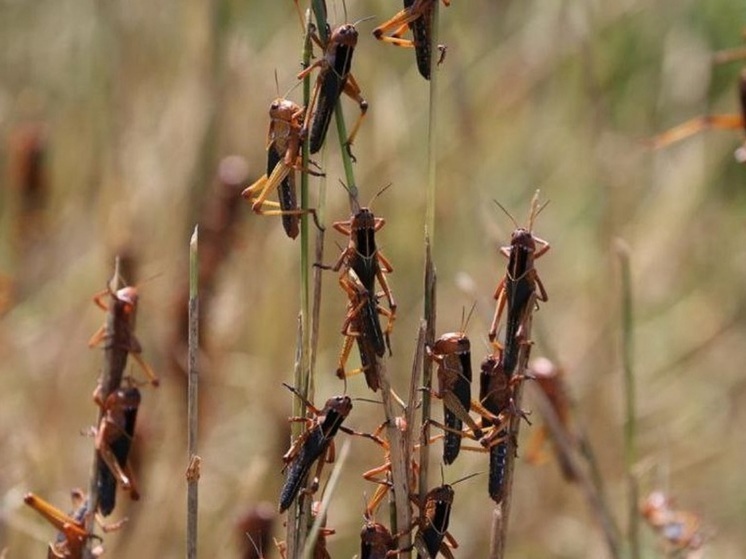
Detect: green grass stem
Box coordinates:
(287, 11, 316, 557)
(420, 0, 441, 509)
(616, 239, 639, 559)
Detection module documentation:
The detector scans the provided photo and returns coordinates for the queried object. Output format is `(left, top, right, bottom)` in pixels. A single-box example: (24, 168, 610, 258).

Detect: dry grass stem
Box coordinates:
(377, 357, 413, 556)
(488, 314, 535, 559)
(187, 226, 199, 559)
(419, 241, 437, 507)
(301, 439, 351, 559)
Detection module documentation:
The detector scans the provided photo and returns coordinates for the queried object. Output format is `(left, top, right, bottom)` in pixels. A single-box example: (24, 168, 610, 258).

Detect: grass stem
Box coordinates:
(301, 440, 351, 559)
(186, 226, 200, 559)
(420, 0, 440, 512)
(616, 239, 639, 559)
(287, 10, 316, 556)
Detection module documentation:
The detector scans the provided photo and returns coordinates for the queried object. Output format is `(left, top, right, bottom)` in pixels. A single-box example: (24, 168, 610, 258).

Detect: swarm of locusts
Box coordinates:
(24, 276, 159, 558)
(237, 1, 558, 554)
(21, 1, 721, 557)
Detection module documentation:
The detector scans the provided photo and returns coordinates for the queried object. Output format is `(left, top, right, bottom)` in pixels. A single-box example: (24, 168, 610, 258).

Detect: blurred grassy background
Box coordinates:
(2, 0, 746, 557)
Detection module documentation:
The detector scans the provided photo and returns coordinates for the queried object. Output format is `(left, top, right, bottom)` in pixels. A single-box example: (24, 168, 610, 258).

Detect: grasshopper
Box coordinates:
(336, 268, 393, 391)
(298, 18, 368, 158)
(372, 0, 450, 80)
(89, 284, 159, 391)
(241, 97, 323, 239)
(95, 386, 141, 516)
(488, 192, 549, 377)
(279, 385, 352, 513)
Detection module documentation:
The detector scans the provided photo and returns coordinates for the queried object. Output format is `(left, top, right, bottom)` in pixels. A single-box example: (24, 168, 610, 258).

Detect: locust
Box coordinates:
(426, 329, 482, 465)
(298, 16, 368, 158)
(95, 386, 142, 516)
(478, 349, 531, 503)
(360, 513, 396, 559)
(336, 268, 393, 391)
(372, 0, 450, 80)
(24, 490, 124, 558)
(326, 202, 396, 344)
(89, 283, 159, 391)
(488, 191, 549, 377)
(241, 96, 323, 239)
(279, 385, 352, 513)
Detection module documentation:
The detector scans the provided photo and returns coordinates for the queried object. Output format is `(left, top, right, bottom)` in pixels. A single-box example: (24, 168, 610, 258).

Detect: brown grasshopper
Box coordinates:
(89, 283, 159, 390)
(488, 191, 549, 377)
(372, 0, 450, 80)
(241, 96, 323, 239)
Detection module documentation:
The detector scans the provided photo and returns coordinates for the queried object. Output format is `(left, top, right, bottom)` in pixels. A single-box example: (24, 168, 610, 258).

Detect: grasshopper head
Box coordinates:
(330, 23, 359, 49)
(432, 332, 470, 356)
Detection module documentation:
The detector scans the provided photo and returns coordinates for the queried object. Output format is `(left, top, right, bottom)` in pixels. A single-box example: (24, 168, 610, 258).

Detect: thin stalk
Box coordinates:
(83, 258, 120, 559)
(299, 3, 314, 412)
(419, 242, 436, 504)
(301, 440, 351, 559)
(288, 11, 316, 557)
(335, 109, 358, 208)
(489, 320, 535, 559)
(420, 0, 440, 509)
(186, 226, 200, 559)
(616, 239, 639, 559)
(378, 358, 412, 557)
(425, 1, 440, 239)
(310, 159, 327, 377)
(287, 316, 309, 559)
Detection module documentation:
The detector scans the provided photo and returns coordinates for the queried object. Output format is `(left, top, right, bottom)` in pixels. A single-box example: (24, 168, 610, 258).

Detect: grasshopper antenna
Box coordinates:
(111, 270, 163, 294)
(493, 199, 519, 229)
(281, 76, 304, 100)
(461, 301, 478, 333)
(353, 397, 384, 406)
(450, 471, 482, 487)
(338, 179, 361, 212)
(282, 382, 318, 413)
(352, 15, 377, 28)
(367, 182, 393, 209)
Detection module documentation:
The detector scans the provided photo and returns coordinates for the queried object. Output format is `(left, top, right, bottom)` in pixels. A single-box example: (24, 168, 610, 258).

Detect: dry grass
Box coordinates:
(2, 0, 746, 557)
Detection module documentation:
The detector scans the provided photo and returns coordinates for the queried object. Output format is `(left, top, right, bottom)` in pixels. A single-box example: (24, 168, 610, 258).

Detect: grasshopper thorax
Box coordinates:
(351, 208, 378, 257)
(509, 228, 537, 252)
(507, 228, 537, 280)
